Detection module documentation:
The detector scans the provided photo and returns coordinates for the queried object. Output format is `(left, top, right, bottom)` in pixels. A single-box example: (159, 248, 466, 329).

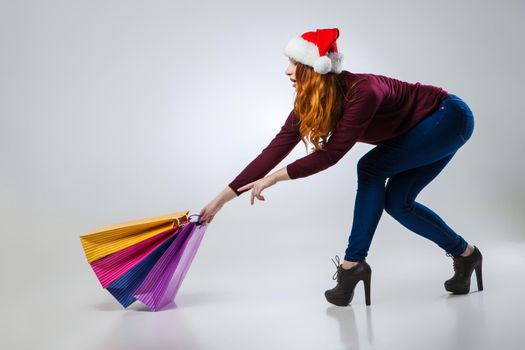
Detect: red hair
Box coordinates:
(292, 61, 361, 154)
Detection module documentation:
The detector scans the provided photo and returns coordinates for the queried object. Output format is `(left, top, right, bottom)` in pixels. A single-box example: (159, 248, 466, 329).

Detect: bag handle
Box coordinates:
(188, 214, 202, 224)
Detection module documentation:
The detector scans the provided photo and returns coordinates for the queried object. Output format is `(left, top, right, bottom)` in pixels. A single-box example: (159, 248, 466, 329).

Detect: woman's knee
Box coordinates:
(384, 182, 411, 217)
(357, 153, 386, 181)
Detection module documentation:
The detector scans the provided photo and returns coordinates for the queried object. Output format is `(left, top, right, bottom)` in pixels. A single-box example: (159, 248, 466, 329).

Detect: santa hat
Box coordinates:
(283, 28, 344, 75)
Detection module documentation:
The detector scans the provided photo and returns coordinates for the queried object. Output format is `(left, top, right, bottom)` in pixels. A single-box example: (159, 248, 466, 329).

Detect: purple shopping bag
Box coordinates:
(133, 219, 208, 311)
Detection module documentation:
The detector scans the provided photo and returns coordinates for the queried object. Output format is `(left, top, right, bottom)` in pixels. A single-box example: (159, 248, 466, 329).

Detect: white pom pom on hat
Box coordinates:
(283, 27, 344, 75)
(313, 55, 333, 74)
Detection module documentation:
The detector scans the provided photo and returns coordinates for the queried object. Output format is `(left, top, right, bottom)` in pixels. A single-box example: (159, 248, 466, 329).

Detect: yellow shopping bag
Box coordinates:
(80, 210, 189, 264)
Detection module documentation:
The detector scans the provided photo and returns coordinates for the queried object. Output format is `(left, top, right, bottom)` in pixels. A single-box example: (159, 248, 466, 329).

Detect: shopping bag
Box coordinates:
(106, 231, 179, 308)
(80, 211, 207, 311)
(91, 226, 179, 288)
(80, 210, 189, 264)
(134, 220, 207, 311)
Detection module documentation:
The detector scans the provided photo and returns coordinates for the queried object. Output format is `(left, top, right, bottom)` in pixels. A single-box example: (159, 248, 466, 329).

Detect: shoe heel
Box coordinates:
(475, 262, 483, 291)
(363, 273, 371, 306)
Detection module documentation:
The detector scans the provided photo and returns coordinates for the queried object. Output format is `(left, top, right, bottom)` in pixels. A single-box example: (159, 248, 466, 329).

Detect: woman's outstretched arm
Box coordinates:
(199, 110, 300, 224)
(227, 109, 301, 196)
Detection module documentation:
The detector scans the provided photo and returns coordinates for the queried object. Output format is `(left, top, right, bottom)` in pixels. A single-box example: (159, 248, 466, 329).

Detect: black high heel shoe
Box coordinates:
(444, 245, 483, 294)
(325, 255, 372, 306)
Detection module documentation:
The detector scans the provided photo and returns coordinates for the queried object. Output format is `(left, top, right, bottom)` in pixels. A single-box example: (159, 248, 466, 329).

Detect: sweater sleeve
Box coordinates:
(286, 80, 383, 180)
(228, 109, 301, 196)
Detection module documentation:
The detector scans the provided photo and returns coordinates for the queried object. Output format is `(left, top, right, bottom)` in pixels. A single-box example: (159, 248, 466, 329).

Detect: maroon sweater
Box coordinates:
(228, 70, 448, 196)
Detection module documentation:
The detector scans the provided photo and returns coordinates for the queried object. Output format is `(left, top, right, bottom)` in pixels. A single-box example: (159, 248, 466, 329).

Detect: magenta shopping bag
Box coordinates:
(91, 227, 179, 288)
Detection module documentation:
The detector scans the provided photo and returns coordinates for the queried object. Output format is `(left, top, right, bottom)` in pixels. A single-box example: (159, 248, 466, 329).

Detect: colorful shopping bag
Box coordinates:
(80, 211, 207, 311)
(90, 226, 180, 288)
(80, 210, 189, 264)
(134, 221, 207, 311)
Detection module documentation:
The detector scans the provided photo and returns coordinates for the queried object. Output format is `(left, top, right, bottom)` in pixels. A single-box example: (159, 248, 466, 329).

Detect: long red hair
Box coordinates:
(293, 62, 360, 154)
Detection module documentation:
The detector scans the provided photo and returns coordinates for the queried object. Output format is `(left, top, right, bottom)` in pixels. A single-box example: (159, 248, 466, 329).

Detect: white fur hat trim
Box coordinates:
(283, 36, 344, 74)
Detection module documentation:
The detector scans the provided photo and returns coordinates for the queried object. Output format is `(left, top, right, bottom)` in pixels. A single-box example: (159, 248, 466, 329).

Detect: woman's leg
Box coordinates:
(343, 93, 475, 262)
(383, 152, 468, 256)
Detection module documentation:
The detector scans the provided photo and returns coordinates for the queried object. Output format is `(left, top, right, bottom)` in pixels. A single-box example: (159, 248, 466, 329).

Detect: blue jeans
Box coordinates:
(344, 93, 475, 262)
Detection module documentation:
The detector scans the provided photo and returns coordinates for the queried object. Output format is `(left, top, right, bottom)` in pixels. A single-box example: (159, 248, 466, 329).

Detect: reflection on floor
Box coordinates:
(3, 238, 524, 350)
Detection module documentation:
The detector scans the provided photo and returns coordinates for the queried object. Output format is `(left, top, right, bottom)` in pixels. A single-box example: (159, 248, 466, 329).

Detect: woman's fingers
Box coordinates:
(254, 186, 265, 199)
(199, 202, 220, 224)
(249, 189, 266, 205)
(200, 208, 209, 224)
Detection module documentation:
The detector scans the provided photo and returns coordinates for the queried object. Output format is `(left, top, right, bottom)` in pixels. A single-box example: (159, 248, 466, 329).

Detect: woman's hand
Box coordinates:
(236, 174, 277, 205)
(198, 187, 237, 225)
(199, 198, 224, 225)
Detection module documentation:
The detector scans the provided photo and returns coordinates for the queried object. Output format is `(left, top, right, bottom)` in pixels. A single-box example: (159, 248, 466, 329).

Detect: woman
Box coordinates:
(199, 28, 483, 306)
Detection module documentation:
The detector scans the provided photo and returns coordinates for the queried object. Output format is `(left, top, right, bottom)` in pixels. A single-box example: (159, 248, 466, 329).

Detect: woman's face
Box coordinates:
(285, 58, 297, 88)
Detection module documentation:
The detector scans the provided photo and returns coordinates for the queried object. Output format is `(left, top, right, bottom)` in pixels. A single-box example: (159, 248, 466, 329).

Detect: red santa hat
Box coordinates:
(283, 27, 344, 75)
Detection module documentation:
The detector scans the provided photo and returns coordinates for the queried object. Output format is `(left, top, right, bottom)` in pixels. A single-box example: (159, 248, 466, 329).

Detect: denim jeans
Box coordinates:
(344, 93, 475, 262)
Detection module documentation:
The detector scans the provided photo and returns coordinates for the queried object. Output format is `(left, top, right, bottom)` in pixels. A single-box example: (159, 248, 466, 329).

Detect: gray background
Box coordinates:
(1, 0, 524, 349)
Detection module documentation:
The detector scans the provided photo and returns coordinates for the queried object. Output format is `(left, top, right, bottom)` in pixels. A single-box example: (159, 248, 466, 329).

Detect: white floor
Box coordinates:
(2, 206, 524, 350)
